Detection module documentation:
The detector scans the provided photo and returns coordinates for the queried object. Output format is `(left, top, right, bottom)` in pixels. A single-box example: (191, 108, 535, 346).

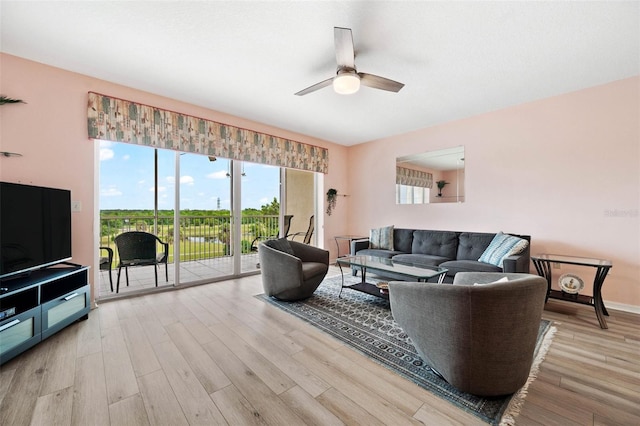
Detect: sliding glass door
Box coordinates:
(283, 168, 316, 245)
(98, 142, 176, 295)
(99, 142, 312, 297)
(177, 153, 234, 283)
(239, 163, 282, 273)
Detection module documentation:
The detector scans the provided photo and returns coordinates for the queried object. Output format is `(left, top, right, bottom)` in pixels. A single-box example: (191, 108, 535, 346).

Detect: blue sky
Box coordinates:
(99, 141, 280, 210)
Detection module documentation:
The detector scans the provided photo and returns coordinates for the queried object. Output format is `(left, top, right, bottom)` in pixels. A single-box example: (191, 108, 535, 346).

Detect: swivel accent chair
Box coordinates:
(259, 238, 329, 301)
(389, 272, 547, 396)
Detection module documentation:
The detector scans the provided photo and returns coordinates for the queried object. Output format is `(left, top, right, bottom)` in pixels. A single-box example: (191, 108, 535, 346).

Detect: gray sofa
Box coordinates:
(351, 229, 530, 282)
(389, 272, 548, 396)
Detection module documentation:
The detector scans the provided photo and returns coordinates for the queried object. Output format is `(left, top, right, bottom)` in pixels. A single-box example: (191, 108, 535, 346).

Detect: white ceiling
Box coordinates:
(1, 1, 638, 146)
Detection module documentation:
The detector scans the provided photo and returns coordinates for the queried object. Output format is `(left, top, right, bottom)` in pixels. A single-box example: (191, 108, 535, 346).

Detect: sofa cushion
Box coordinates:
(411, 230, 458, 259)
(392, 253, 450, 267)
(265, 238, 294, 255)
(302, 262, 329, 280)
(478, 232, 529, 267)
(370, 225, 394, 250)
(456, 232, 496, 261)
(440, 259, 502, 276)
(356, 248, 403, 259)
(393, 228, 415, 254)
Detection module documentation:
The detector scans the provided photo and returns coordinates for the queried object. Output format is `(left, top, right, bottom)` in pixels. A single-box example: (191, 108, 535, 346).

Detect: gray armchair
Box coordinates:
(259, 238, 329, 301)
(389, 272, 547, 396)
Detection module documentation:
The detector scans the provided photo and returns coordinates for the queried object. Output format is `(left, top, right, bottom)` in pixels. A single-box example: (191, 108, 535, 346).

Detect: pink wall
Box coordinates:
(0, 54, 349, 305)
(2, 53, 637, 309)
(347, 77, 640, 308)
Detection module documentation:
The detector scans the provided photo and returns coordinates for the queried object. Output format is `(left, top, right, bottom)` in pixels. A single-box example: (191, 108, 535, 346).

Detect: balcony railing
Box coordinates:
(100, 214, 282, 265)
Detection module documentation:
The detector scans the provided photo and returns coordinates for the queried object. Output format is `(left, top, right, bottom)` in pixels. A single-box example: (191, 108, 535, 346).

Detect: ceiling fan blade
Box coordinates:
(359, 73, 405, 93)
(334, 27, 355, 69)
(294, 77, 334, 96)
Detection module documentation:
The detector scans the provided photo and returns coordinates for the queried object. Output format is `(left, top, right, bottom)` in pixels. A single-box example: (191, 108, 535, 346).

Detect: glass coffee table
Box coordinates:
(336, 255, 448, 300)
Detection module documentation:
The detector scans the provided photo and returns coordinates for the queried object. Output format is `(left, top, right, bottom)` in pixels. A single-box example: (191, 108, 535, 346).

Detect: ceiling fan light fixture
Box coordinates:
(333, 71, 360, 95)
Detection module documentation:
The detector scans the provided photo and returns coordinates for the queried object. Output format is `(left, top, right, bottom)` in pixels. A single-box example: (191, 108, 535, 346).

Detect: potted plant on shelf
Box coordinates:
(326, 188, 338, 216)
(436, 180, 449, 197)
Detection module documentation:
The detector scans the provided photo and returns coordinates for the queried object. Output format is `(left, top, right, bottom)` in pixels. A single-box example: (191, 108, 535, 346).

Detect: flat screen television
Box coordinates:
(0, 182, 72, 281)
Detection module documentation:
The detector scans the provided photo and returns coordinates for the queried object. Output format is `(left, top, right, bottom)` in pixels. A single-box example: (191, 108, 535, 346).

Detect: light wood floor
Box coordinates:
(1, 270, 639, 425)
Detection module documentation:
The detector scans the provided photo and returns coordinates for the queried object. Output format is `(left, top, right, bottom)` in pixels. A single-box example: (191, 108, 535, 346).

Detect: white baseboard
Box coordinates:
(605, 300, 640, 314)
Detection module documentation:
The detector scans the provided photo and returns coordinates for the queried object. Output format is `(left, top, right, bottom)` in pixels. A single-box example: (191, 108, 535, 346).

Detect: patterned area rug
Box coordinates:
(257, 274, 556, 425)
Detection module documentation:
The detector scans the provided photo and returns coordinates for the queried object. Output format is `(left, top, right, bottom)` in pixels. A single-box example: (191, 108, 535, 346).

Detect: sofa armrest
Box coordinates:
(502, 253, 530, 273)
(351, 238, 370, 255)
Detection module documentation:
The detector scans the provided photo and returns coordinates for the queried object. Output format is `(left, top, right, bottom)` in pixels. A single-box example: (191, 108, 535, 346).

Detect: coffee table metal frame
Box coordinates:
(531, 253, 612, 329)
(336, 255, 448, 300)
(333, 235, 367, 261)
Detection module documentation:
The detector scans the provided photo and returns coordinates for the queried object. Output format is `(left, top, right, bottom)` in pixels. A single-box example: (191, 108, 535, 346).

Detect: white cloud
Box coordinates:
(101, 187, 122, 197)
(123, 154, 130, 160)
(99, 140, 113, 148)
(180, 175, 194, 185)
(165, 176, 193, 185)
(207, 170, 228, 179)
(100, 148, 114, 161)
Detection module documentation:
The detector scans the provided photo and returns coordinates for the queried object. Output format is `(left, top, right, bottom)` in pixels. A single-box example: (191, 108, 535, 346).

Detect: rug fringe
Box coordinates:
(499, 324, 557, 426)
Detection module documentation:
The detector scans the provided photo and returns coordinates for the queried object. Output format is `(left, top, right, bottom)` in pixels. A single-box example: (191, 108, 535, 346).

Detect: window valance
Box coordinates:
(87, 92, 329, 174)
(396, 166, 433, 188)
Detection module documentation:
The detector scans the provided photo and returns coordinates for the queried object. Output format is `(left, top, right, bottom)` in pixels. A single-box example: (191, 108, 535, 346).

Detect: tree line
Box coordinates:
(100, 197, 280, 217)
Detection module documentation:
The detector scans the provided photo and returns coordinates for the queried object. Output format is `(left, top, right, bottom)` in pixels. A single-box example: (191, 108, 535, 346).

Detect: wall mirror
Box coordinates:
(396, 146, 465, 204)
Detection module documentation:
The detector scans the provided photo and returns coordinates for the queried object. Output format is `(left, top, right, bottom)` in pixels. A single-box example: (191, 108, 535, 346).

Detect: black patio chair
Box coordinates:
(114, 231, 169, 293)
(250, 214, 294, 252)
(99, 246, 114, 292)
(289, 215, 314, 244)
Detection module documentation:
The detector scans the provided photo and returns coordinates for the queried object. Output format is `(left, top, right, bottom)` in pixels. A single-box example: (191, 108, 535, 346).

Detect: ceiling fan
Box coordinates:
(294, 27, 405, 96)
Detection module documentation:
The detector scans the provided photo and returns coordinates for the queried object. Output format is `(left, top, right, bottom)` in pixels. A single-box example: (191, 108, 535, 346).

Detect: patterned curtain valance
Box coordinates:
(87, 92, 329, 174)
(396, 166, 433, 188)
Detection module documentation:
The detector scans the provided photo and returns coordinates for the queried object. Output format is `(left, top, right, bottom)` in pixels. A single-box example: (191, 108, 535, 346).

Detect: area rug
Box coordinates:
(257, 274, 556, 426)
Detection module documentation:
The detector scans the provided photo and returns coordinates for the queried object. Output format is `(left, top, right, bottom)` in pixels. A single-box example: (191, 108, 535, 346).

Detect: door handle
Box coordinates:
(0, 319, 20, 332)
(64, 292, 80, 301)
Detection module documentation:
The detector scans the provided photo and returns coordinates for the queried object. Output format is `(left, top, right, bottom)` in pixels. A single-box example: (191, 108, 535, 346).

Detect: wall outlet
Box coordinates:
(71, 201, 82, 212)
(552, 263, 561, 269)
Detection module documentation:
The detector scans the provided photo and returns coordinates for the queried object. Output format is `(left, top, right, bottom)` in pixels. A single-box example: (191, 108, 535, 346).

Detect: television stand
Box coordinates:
(0, 265, 90, 365)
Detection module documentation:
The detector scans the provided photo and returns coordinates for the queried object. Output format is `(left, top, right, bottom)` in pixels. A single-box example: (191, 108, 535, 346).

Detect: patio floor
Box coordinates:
(97, 253, 260, 299)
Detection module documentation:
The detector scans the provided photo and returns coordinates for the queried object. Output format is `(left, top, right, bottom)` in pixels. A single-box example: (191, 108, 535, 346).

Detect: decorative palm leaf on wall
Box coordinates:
(0, 96, 25, 105)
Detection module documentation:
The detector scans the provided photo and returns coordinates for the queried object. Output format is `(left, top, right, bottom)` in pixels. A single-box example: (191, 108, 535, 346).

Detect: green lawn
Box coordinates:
(100, 220, 272, 264)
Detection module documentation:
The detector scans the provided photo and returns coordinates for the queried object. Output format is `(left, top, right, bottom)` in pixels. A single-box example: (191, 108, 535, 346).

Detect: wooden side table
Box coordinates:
(531, 254, 612, 329)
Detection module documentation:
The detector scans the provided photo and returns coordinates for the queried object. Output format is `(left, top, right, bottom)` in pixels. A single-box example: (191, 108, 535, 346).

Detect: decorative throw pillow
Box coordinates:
(370, 225, 394, 250)
(474, 276, 509, 286)
(269, 238, 295, 255)
(478, 232, 528, 267)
